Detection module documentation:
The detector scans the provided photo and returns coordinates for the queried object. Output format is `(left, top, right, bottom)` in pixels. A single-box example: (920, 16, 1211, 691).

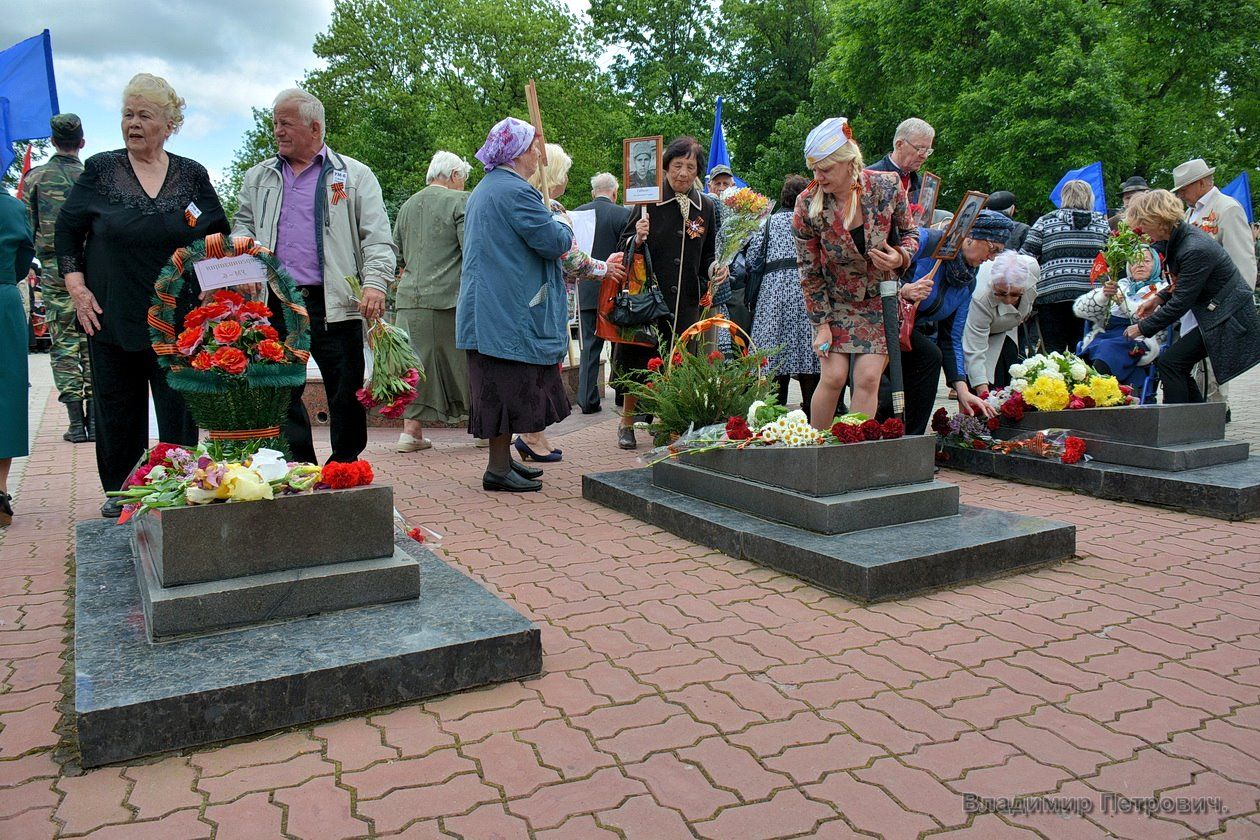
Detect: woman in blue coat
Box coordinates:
(457, 118, 575, 492)
(894, 210, 1012, 433)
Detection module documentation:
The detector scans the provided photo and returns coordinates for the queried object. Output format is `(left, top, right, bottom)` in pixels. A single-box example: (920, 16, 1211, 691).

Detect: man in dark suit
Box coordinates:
(574, 173, 635, 413)
(866, 117, 934, 204)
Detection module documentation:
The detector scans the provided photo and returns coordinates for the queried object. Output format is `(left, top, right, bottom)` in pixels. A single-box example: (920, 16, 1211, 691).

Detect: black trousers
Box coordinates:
(274, 287, 367, 464)
(880, 327, 943, 435)
(1158, 328, 1207, 404)
(775, 374, 820, 420)
(88, 340, 197, 493)
(1037, 301, 1085, 354)
(577, 308, 604, 411)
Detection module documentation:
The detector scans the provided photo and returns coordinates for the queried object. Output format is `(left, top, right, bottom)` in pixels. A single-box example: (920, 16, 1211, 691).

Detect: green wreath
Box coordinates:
(149, 234, 311, 443)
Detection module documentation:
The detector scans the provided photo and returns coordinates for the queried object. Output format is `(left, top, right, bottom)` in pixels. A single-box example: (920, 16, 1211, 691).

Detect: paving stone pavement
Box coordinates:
(2, 356, 1259, 839)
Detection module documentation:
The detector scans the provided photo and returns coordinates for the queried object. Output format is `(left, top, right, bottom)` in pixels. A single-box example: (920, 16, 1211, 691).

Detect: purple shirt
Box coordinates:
(275, 147, 326, 286)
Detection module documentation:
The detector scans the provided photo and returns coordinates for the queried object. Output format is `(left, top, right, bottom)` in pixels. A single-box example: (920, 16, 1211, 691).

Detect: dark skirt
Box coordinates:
(466, 350, 570, 438)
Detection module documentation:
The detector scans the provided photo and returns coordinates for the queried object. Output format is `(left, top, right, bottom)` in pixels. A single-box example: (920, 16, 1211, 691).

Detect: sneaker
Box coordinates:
(396, 432, 433, 453)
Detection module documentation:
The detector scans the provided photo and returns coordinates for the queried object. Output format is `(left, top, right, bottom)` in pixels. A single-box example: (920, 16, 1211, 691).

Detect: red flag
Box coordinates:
(14, 144, 33, 200)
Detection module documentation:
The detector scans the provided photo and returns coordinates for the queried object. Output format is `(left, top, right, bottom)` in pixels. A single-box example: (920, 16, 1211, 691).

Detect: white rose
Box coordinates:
(1009, 364, 1027, 379)
(1070, 363, 1088, 382)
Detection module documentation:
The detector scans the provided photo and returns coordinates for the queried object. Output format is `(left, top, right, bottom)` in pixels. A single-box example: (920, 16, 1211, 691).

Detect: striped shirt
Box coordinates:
(1020, 209, 1109, 304)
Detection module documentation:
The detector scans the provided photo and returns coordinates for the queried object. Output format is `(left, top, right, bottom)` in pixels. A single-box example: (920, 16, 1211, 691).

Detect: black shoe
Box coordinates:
(482, 470, 542, 492)
(0, 492, 12, 527)
(511, 459, 543, 479)
(64, 401, 89, 444)
(618, 426, 637, 450)
(100, 497, 125, 519)
(581, 403, 602, 414)
(1226, 408, 1232, 423)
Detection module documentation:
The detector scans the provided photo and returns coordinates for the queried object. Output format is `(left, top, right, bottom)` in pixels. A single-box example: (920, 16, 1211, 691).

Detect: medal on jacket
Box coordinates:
(330, 170, 348, 205)
(686, 217, 706, 239)
(184, 202, 201, 228)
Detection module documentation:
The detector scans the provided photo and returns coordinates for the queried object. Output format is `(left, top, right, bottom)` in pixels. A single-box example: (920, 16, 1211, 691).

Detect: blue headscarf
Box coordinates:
(1123, 245, 1162, 296)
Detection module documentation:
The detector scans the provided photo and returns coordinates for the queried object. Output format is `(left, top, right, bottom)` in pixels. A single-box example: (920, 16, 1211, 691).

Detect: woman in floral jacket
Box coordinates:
(793, 118, 918, 428)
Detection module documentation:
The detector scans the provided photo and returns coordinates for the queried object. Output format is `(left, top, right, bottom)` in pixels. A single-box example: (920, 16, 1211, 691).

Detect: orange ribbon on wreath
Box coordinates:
(673, 316, 753, 365)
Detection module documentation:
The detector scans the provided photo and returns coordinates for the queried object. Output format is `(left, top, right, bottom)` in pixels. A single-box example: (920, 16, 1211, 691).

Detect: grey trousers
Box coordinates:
(578, 308, 604, 410)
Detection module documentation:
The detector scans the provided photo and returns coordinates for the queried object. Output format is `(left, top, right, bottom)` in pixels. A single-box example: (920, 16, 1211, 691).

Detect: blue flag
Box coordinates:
(707, 96, 747, 190)
(1049, 161, 1107, 215)
(0, 30, 59, 174)
(1221, 171, 1253, 224)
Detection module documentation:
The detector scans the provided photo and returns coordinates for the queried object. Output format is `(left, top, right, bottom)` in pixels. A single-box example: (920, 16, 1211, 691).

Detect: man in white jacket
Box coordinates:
(233, 88, 396, 463)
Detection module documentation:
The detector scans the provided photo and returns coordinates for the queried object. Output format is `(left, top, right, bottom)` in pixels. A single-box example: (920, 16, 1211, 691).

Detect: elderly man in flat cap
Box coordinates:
(1108, 176, 1149, 231)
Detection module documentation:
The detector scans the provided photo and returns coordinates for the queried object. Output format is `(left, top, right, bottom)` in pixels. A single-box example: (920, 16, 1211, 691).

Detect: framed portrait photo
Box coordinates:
(623, 136, 663, 204)
(916, 171, 941, 225)
(932, 191, 989, 262)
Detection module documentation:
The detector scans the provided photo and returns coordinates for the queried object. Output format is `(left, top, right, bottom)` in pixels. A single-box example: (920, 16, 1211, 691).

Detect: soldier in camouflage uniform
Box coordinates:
(23, 114, 91, 443)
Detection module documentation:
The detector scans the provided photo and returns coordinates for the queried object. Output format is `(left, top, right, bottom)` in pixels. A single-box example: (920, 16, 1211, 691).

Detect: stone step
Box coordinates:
(134, 485, 396, 587)
(584, 469, 1075, 602)
(1003, 402, 1226, 446)
(653, 460, 959, 534)
(678, 435, 936, 497)
(1070, 436, 1249, 471)
(134, 541, 421, 640)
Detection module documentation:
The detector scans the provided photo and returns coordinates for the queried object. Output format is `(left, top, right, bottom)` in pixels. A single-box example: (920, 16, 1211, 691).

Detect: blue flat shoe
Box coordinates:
(514, 436, 563, 462)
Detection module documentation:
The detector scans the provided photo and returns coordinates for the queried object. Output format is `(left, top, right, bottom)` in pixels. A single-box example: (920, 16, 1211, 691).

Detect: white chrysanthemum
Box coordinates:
(1070, 363, 1088, 381)
(1009, 363, 1027, 379)
(1012, 378, 1029, 391)
(1041, 368, 1064, 381)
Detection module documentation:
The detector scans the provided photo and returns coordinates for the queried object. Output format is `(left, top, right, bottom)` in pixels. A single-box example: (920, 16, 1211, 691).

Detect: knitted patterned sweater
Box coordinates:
(1019, 209, 1110, 304)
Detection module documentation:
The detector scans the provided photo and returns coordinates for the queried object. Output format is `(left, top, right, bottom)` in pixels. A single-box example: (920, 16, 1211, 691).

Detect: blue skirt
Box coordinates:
(1079, 319, 1149, 385)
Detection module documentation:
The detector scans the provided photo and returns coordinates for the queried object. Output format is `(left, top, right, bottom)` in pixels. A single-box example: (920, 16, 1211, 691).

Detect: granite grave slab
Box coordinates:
(74, 520, 541, 767)
(584, 468, 1075, 601)
(1003, 402, 1226, 447)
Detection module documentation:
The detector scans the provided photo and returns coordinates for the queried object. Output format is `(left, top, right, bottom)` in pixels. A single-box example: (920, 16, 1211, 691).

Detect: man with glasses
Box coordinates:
(867, 118, 935, 204)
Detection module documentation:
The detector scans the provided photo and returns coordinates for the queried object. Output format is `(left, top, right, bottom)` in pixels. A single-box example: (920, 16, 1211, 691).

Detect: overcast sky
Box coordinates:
(4, 0, 591, 187)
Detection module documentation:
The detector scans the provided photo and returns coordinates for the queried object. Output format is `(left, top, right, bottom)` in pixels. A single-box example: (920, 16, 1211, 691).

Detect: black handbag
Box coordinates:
(610, 242, 671, 327)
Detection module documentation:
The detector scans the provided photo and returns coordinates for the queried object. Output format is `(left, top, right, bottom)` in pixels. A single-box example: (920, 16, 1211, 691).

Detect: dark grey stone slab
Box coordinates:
(1004, 402, 1225, 446)
(1065, 437, 1250, 471)
(653, 460, 959, 534)
(583, 469, 1075, 602)
(134, 539, 421, 641)
(134, 486, 396, 586)
(679, 435, 936, 497)
(74, 520, 541, 768)
(939, 443, 1260, 520)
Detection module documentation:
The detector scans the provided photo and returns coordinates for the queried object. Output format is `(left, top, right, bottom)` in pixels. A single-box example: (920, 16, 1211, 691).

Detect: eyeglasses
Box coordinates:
(904, 138, 934, 157)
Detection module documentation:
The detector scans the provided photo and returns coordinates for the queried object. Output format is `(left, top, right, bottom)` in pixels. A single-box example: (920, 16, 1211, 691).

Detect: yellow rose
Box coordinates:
(1025, 377, 1070, 412)
(1089, 375, 1124, 407)
(222, 465, 274, 502)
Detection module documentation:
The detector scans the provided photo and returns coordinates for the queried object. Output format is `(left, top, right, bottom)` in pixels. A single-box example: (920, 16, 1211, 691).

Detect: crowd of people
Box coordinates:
(2, 76, 1259, 521)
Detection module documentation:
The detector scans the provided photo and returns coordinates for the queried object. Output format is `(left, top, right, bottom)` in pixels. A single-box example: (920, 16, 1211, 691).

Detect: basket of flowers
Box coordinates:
(149, 234, 310, 457)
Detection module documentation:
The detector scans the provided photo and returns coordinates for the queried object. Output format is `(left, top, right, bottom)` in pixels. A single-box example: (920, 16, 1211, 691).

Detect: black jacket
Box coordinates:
(867, 155, 921, 203)
(619, 185, 718, 327)
(574, 195, 633, 310)
(1141, 222, 1260, 385)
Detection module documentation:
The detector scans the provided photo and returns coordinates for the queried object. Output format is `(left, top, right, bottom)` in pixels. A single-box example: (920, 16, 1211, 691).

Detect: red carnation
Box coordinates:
(833, 423, 863, 444)
(176, 326, 203, 356)
(256, 339, 286, 362)
(931, 407, 950, 435)
(1082, 396, 1096, 408)
(707, 350, 723, 362)
(646, 356, 664, 372)
(191, 351, 214, 371)
(880, 418, 905, 439)
(1119, 384, 1133, 396)
(1000, 392, 1026, 422)
(971, 439, 988, 450)
(407, 526, 426, 543)
(1068, 396, 1086, 410)
(986, 416, 1001, 432)
(1061, 436, 1087, 464)
(213, 320, 244, 344)
(671, 351, 683, 366)
(147, 442, 181, 467)
(212, 346, 248, 375)
(725, 416, 752, 440)
(859, 419, 883, 441)
(213, 289, 245, 307)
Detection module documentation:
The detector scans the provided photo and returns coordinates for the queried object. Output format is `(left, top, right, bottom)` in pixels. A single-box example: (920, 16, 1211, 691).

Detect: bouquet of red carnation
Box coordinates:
(1000, 391, 1026, 422)
(320, 460, 375, 490)
(725, 415, 753, 441)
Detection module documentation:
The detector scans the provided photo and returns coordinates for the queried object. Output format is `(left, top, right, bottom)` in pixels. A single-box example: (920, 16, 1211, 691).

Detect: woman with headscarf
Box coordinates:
(456, 118, 574, 492)
(1073, 245, 1169, 386)
(793, 117, 918, 429)
(962, 251, 1041, 414)
(613, 136, 725, 450)
(896, 209, 1013, 432)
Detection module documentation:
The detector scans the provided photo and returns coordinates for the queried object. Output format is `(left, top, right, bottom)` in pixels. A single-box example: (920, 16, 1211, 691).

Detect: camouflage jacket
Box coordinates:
(23, 153, 84, 286)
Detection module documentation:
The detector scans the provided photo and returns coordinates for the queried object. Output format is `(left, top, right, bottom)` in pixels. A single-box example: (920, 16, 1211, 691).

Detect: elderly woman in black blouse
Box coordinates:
(56, 73, 228, 517)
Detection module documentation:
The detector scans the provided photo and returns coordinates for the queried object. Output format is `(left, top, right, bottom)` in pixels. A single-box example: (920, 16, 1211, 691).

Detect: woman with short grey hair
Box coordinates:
(392, 150, 473, 452)
(1020, 178, 1109, 353)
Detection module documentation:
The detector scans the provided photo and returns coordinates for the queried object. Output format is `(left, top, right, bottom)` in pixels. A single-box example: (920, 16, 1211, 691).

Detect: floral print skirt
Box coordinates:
(828, 296, 888, 355)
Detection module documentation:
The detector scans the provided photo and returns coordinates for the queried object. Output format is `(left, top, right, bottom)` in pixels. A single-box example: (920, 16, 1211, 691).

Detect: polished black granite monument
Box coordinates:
(584, 436, 1075, 602)
(939, 403, 1259, 520)
(74, 499, 541, 766)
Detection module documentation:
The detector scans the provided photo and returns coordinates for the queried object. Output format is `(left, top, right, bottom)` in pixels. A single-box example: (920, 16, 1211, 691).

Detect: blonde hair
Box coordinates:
(122, 73, 185, 134)
(1125, 189, 1185, 231)
(808, 141, 865, 226)
(1059, 179, 1095, 211)
(528, 143, 573, 195)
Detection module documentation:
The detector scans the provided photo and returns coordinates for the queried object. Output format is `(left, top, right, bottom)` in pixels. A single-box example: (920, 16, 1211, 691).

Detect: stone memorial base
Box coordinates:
(74, 520, 541, 767)
(584, 436, 1075, 602)
(943, 402, 1260, 520)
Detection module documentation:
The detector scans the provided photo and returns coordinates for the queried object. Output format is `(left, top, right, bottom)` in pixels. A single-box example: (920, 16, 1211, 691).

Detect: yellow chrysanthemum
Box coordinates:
(1072, 383, 1091, 398)
(1089, 375, 1125, 407)
(1025, 377, 1070, 412)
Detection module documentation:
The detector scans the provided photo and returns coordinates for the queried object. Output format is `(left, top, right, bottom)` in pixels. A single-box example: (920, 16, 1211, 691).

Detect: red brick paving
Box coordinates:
(2, 361, 1260, 837)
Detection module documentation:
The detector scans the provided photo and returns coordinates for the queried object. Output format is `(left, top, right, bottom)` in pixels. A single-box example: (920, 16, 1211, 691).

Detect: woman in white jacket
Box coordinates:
(961, 252, 1039, 415)
(1072, 245, 1169, 385)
